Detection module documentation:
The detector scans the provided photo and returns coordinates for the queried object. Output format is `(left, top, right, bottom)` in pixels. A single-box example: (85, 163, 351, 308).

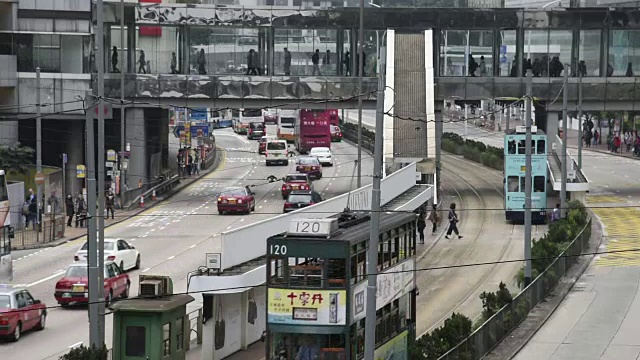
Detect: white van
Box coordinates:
(265, 139, 289, 166)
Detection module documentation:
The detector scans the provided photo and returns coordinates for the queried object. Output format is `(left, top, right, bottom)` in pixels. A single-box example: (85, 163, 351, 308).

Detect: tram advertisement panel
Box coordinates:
(374, 330, 408, 360)
(268, 288, 346, 326)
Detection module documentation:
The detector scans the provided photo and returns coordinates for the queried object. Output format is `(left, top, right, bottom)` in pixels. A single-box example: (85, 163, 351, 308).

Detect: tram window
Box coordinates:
(270, 258, 286, 285)
(520, 177, 526, 192)
(508, 140, 516, 154)
(534, 176, 545, 192)
(327, 259, 346, 288)
(518, 140, 526, 154)
(537, 139, 546, 154)
(507, 176, 519, 192)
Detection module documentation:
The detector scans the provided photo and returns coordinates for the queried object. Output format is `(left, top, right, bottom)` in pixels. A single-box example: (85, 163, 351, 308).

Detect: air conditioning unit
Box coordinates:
(139, 275, 173, 297)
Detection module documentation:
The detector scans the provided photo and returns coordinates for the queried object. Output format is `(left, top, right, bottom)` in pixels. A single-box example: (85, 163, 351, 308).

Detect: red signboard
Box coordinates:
(139, 0, 162, 37)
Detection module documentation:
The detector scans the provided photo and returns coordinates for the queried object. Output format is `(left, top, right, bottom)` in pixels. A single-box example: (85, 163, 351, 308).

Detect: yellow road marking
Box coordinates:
(586, 195, 623, 204)
(593, 203, 640, 267)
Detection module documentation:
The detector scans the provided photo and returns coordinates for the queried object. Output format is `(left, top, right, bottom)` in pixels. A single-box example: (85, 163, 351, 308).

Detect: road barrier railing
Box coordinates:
(438, 218, 592, 360)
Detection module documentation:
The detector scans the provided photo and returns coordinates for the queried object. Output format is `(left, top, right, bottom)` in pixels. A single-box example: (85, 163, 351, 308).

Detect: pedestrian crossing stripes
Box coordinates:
(226, 158, 258, 163)
(590, 195, 640, 267)
(224, 147, 254, 153)
(127, 210, 184, 228)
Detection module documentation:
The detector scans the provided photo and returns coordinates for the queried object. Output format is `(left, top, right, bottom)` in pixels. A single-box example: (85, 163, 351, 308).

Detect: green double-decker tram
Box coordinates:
(265, 211, 418, 360)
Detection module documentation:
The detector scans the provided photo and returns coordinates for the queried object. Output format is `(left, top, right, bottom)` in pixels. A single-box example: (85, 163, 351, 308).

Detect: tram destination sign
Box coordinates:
(287, 218, 337, 237)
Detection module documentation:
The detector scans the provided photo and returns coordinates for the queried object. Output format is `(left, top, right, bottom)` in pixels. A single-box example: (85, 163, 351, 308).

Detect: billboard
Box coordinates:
(374, 331, 408, 360)
(351, 260, 415, 322)
(190, 107, 208, 122)
(268, 288, 346, 326)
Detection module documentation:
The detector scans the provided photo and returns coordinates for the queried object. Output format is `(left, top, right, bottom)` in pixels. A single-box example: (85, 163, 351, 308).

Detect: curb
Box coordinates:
(567, 144, 640, 161)
(14, 148, 226, 250)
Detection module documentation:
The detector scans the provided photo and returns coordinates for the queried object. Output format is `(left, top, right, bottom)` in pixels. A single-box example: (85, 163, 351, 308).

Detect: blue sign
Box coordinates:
(173, 124, 209, 138)
(500, 45, 508, 64)
(190, 108, 208, 122)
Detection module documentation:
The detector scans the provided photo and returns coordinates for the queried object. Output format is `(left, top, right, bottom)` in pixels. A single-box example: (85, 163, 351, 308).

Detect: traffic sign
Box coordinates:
(34, 172, 45, 185)
(173, 124, 209, 138)
(76, 165, 86, 179)
(90, 102, 113, 119)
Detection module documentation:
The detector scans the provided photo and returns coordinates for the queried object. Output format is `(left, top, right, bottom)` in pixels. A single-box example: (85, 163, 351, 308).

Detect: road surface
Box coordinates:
(2, 128, 372, 359)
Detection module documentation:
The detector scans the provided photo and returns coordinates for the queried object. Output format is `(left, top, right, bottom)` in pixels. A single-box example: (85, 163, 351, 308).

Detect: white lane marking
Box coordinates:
(190, 244, 196, 249)
(226, 226, 232, 229)
(159, 226, 165, 230)
(142, 268, 151, 273)
(258, 206, 263, 209)
(205, 206, 209, 209)
(240, 218, 245, 222)
(27, 270, 65, 287)
(264, 200, 268, 203)
(140, 234, 148, 238)
(167, 255, 176, 260)
(149, 228, 156, 232)
(68, 342, 83, 349)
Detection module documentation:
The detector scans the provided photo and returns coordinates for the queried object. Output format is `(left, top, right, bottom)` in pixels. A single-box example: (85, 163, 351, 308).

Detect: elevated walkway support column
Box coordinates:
(547, 112, 560, 153)
(383, 29, 395, 177)
(125, 107, 147, 189)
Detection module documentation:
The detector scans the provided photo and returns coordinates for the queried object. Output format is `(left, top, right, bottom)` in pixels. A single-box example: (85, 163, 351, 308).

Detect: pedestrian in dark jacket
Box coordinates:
(76, 194, 86, 228)
(65, 195, 75, 227)
(445, 203, 463, 239)
(427, 203, 439, 235)
(417, 211, 426, 244)
(105, 190, 115, 220)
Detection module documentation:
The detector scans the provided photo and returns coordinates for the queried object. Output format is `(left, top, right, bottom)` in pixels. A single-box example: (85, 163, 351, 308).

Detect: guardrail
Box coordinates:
(553, 134, 589, 184)
(438, 218, 592, 360)
(125, 174, 181, 210)
(185, 308, 204, 350)
(219, 162, 421, 270)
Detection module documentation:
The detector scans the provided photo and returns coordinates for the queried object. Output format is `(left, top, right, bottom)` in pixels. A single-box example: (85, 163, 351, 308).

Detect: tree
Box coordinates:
(59, 344, 108, 360)
(0, 143, 35, 174)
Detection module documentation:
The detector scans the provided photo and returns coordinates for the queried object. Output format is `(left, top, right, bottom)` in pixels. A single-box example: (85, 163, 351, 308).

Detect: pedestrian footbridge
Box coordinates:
(547, 134, 590, 202)
(187, 162, 432, 359)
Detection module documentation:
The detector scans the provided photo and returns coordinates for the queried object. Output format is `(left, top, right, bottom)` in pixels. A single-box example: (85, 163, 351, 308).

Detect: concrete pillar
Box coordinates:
(64, 120, 85, 197)
(547, 112, 560, 153)
(202, 294, 216, 360)
(240, 291, 248, 350)
(125, 107, 147, 188)
(127, 17, 136, 73)
(0, 121, 18, 146)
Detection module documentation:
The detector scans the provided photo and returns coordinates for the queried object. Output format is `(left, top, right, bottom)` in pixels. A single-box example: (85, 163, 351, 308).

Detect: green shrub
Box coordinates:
(481, 152, 502, 170)
(465, 139, 487, 153)
(479, 282, 513, 322)
(462, 146, 482, 163)
(413, 312, 473, 360)
(443, 132, 465, 145)
(442, 139, 463, 155)
(59, 345, 108, 360)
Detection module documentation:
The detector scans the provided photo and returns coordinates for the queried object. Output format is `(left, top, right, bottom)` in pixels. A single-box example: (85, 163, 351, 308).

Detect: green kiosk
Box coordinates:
(111, 275, 194, 360)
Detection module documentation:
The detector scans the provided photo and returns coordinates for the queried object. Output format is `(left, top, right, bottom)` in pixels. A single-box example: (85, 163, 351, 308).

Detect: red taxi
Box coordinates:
(54, 261, 130, 307)
(258, 136, 268, 155)
(296, 156, 323, 179)
(217, 186, 256, 214)
(0, 285, 46, 341)
(330, 125, 343, 142)
(281, 173, 313, 199)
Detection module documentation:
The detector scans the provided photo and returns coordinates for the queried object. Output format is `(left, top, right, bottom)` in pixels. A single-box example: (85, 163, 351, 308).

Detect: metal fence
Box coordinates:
(185, 307, 204, 350)
(438, 218, 592, 360)
(12, 216, 66, 249)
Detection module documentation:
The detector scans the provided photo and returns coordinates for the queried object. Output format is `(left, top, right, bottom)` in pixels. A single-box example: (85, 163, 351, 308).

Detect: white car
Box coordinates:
(74, 238, 140, 272)
(309, 147, 333, 167)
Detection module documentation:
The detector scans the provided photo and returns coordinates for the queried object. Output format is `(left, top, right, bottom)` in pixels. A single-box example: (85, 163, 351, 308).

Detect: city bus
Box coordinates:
(233, 108, 263, 134)
(295, 109, 331, 154)
(277, 109, 298, 143)
(504, 126, 548, 223)
(0, 170, 14, 282)
(266, 212, 417, 360)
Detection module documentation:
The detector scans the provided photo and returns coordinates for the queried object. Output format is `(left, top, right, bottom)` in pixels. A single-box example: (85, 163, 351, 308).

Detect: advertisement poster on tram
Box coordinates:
(268, 289, 346, 326)
(374, 331, 408, 360)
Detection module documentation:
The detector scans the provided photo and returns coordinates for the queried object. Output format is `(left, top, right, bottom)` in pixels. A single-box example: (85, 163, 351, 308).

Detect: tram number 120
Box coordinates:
(296, 221, 321, 234)
(270, 244, 287, 255)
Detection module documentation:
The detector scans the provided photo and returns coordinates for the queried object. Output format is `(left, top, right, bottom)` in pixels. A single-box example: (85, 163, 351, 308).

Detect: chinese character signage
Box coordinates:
(268, 288, 346, 326)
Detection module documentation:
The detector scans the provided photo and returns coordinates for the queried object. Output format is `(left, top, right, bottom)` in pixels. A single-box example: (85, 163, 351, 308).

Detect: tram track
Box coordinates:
(416, 155, 524, 337)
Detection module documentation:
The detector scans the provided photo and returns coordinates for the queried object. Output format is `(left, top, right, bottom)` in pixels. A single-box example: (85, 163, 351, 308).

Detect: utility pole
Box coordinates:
(36, 67, 41, 236)
(464, 104, 468, 138)
(577, 71, 583, 170)
(86, 101, 100, 348)
(356, 0, 364, 188)
(120, 0, 126, 203)
(524, 69, 533, 287)
(96, 0, 106, 344)
(364, 40, 386, 360)
(560, 64, 568, 219)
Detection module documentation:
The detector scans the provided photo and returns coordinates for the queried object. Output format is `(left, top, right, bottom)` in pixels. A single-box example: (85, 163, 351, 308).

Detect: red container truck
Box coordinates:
(295, 110, 331, 154)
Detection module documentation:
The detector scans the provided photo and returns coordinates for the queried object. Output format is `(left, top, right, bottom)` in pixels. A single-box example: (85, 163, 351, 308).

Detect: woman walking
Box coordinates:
(445, 203, 463, 239)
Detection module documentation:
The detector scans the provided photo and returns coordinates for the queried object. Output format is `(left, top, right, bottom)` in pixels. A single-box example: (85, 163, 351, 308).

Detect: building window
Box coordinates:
(163, 322, 171, 356)
(293, 0, 302, 5)
(125, 326, 146, 357)
(176, 317, 184, 351)
(266, 0, 275, 4)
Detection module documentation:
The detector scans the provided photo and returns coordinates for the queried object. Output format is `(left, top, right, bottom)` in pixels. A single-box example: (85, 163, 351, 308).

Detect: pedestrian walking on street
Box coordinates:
(445, 203, 463, 239)
(111, 46, 119, 73)
(171, 52, 178, 74)
(105, 190, 115, 220)
(76, 194, 86, 228)
(198, 49, 207, 75)
(65, 194, 75, 227)
(551, 203, 561, 223)
(427, 203, 439, 235)
(417, 210, 426, 244)
(28, 198, 38, 230)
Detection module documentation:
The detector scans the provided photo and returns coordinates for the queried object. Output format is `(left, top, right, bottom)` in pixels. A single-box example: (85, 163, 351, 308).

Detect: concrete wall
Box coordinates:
(18, 0, 90, 12)
(61, 36, 84, 74)
(17, 75, 90, 115)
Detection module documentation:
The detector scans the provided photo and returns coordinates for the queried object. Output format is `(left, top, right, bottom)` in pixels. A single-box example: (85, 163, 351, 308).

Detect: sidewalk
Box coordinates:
(564, 128, 640, 160)
(13, 152, 223, 250)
